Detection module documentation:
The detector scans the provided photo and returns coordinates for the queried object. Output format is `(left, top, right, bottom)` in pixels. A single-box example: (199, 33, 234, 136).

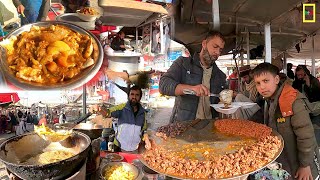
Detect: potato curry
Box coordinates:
(4, 25, 95, 84)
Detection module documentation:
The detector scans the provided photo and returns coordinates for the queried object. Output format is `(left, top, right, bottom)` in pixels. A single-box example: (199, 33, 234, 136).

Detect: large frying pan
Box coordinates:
(55, 113, 103, 140)
(140, 120, 284, 180)
(0, 132, 91, 180)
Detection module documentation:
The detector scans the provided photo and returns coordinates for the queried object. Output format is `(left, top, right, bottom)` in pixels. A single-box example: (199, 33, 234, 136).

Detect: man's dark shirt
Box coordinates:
(111, 36, 125, 51)
(292, 75, 320, 102)
(287, 69, 295, 79)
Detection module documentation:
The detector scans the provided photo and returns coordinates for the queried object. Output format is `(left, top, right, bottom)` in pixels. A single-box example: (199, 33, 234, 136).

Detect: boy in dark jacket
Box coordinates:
(252, 63, 319, 180)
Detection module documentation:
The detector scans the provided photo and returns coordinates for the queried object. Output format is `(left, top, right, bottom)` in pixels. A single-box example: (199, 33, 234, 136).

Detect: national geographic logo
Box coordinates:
(303, 3, 316, 23)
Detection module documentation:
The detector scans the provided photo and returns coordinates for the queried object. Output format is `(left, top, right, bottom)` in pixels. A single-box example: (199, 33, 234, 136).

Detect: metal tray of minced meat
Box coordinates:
(140, 120, 284, 180)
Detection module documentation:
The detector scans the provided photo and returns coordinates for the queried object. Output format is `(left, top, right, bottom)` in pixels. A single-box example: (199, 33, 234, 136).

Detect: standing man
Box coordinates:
(287, 63, 294, 80)
(234, 65, 263, 121)
(110, 31, 126, 51)
(13, 0, 50, 25)
(292, 65, 320, 103)
(59, 111, 66, 124)
(110, 86, 151, 153)
(228, 68, 238, 91)
(159, 30, 227, 121)
(38, 114, 47, 126)
(61, 0, 90, 13)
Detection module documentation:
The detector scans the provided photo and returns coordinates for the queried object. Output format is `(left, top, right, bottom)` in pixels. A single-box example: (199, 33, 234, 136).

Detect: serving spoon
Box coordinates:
(183, 89, 219, 97)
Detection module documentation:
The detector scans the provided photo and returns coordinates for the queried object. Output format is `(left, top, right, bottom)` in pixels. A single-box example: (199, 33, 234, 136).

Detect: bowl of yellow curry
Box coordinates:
(100, 162, 140, 180)
(0, 21, 103, 90)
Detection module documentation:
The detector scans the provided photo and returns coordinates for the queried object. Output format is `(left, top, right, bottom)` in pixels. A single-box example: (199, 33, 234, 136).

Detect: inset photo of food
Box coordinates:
(0, 21, 103, 90)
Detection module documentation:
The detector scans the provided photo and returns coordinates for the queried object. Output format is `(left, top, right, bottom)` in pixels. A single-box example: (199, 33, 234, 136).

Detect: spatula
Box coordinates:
(183, 89, 219, 97)
(188, 118, 211, 130)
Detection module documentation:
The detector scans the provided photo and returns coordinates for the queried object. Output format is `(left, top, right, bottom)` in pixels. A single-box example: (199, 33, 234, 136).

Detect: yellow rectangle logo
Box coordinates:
(303, 4, 316, 23)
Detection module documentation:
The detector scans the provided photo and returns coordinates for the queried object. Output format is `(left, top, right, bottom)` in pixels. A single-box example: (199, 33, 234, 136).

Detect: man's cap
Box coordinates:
(239, 65, 251, 77)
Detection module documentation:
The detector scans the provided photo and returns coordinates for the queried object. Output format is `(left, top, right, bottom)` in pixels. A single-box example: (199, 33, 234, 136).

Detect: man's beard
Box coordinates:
(202, 48, 218, 66)
(129, 100, 138, 106)
(296, 79, 305, 84)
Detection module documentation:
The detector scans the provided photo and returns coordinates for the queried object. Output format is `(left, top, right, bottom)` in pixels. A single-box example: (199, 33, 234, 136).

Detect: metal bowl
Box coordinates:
(104, 153, 124, 162)
(100, 162, 140, 180)
(76, 10, 99, 22)
(0, 21, 103, 90)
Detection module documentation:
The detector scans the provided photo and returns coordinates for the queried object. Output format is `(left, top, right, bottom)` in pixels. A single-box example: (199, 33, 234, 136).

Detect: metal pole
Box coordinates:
(136, 28, 138, 52)
(236, 17, 238, 51)
(283, 52, 288, 74)
(170, 17, 175, 39)
(264, 23, 272, 63)
(82, 84, 87, 118)
(312, 35, 316, 76)
(283, 52, 287, 74)
(149, 23, 152, 55)
(240, 48, 244, 66)
(160, 19, 164, 54)
(212, 0, 220, 31)
(246, 28, 250, 65)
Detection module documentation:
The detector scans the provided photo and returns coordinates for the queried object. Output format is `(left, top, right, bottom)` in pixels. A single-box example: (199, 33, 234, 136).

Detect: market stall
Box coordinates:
(98, 0, 169, 75)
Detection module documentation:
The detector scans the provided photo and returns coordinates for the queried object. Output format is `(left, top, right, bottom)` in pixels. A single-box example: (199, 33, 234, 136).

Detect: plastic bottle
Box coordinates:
(100, 137, 107, 151)
(0, 25, 4, 37)
(108, 134, 115, 152)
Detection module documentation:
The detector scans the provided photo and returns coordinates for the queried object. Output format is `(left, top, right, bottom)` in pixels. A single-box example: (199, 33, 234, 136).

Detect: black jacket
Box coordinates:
(292, 75, 320, 103)
(159, 53, 227, 121)
(111, 36, 125, 51)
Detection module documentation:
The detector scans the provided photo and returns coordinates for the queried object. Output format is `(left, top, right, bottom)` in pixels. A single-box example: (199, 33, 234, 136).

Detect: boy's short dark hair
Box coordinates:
(205, 30, 225, 43)
(252, 62, 279, 77)
(128, 85, 142, 99)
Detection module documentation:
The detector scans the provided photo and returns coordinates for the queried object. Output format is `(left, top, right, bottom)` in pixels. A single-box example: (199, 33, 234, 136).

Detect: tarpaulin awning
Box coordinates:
(0, 92, 19, 103)
(0, 102, 12, 108)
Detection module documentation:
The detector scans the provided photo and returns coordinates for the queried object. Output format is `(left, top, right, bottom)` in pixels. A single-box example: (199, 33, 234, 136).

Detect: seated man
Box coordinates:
(228, 68, 238, 91)
(110, 85, 150, 153)
(61, 0, 90, 13)
(234, 65, 263, 121)
(13, 0, 49, 25)
(110, 31, 126, 51)
(252, 62, 319, 180)
(292, 65, 320, 103)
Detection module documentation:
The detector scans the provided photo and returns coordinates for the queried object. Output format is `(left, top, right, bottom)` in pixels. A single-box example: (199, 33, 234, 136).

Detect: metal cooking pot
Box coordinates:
(73, 123, 103, 140)
(55, 113, 103, 140)
(100, 162, 140, 180)
(57, 122, 103, 140)
(0, 132, 91, 180)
